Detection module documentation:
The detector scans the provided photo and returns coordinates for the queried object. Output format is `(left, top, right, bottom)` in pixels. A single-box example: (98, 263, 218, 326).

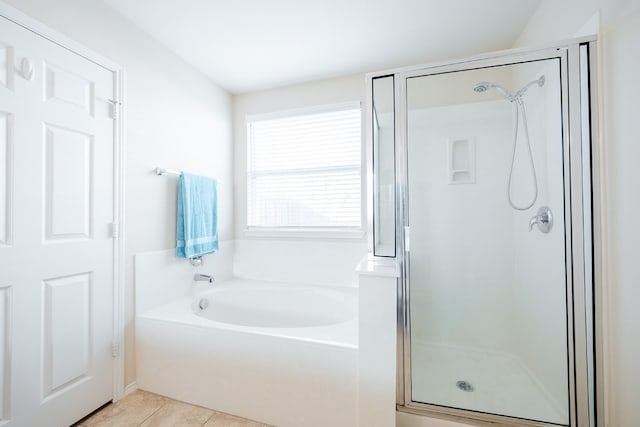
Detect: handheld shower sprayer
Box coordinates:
(473, 82, 512, 100)
(473, 75, 545, 210)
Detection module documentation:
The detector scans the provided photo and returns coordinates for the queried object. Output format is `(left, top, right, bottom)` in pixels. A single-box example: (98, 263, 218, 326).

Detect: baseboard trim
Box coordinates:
(124, 382, 138, 397)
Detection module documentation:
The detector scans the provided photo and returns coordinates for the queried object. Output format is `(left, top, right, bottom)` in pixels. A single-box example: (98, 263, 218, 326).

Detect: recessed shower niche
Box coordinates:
(447, 138, 475, 184)
(367, 39, 599, 427)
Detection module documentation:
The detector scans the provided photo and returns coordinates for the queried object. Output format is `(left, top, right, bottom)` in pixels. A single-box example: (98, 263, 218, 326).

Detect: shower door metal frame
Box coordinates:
(366, 36, 599, 427)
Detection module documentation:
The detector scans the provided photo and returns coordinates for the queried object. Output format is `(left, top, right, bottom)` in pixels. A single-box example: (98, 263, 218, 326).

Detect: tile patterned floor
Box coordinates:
(72, 390, 272, 427)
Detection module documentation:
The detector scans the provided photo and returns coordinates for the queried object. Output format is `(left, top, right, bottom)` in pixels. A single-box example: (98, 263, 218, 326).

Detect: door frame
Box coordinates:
(0, 1, 126, 401)
(365, 36, 601, 427)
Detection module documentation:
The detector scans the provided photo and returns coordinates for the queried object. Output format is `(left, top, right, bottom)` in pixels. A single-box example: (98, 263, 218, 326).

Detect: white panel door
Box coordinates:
(0, 15, 115, 427)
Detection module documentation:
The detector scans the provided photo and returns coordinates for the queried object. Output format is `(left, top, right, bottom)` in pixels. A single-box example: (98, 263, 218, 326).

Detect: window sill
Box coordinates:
(244, 227, 365, 240)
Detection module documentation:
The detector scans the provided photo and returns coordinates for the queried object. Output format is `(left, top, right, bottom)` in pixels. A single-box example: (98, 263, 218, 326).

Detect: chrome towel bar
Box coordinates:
(155, 167, 180, 176)
(154, 167, 222, 184)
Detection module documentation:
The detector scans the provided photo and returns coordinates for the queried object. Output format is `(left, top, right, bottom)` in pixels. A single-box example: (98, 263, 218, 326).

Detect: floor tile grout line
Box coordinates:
(201, 411, 216, 427)
(136, 401, 166, 427)
(85, 390, 269, 426)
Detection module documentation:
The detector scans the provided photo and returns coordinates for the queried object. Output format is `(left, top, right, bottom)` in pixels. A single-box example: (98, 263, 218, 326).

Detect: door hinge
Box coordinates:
(112, 341, 120, 358)
(110, 222, 120, 239)
(108, 99, 122, 120)
(404, 226, 410, 252)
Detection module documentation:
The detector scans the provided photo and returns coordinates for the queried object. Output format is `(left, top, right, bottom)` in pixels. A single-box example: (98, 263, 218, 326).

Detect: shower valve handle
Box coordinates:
(529, 206, 553, 233)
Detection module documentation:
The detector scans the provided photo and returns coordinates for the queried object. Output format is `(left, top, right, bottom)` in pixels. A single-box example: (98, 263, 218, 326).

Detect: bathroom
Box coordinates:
(0, 0, 639, 426)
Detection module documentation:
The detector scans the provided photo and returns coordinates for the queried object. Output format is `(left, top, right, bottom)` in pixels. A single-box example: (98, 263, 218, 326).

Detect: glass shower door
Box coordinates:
(405, 58, 570, 425)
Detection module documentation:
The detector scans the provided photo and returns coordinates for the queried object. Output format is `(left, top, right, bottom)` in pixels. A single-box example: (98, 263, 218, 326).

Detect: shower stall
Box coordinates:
(367, 38, 600, 426)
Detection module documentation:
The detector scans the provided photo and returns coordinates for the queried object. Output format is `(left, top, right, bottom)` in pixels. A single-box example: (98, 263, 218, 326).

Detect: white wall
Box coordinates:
(233, 239, 366, 286)
(2, 0, 233, 387)
(516, 1, 640, 425)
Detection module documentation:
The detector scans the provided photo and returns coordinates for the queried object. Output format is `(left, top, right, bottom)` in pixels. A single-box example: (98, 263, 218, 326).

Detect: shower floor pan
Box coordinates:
(411, 341, 568, 424)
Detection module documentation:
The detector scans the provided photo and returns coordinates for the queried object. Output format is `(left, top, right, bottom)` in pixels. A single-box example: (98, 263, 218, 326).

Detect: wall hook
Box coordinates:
(20, 58, 35, 81)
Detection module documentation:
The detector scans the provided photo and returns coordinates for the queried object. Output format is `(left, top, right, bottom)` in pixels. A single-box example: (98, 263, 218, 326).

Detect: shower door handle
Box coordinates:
(529, 206, 553, 233)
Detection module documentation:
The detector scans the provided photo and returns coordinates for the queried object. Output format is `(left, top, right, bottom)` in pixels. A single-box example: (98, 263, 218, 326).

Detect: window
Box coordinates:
(247, 102, 362, 234)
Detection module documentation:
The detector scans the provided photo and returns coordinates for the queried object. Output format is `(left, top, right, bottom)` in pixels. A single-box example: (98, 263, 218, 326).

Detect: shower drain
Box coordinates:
(456, 380, 475, 392)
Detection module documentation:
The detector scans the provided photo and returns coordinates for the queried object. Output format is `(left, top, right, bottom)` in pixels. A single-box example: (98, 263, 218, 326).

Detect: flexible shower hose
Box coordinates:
(506, 96, 538, 210)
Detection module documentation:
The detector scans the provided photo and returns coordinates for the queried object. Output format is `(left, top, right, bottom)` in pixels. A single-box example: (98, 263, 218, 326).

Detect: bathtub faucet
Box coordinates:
(194, 273, 214, 284)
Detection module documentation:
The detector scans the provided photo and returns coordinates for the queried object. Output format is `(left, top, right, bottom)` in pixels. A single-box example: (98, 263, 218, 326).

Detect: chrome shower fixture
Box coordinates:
(473, 75, 546, 211)
(473, 82, 491, 92)
(473, 81, 512, 100)
(514, 75, 545, 99)
(473, 76, 545, 103)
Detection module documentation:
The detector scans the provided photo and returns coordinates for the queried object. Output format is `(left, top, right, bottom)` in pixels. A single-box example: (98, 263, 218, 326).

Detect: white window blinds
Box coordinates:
(247, 103, 362, 230)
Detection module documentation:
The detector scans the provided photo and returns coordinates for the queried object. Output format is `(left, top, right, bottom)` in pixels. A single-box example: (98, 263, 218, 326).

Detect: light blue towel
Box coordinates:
(176, 172, 219, 258)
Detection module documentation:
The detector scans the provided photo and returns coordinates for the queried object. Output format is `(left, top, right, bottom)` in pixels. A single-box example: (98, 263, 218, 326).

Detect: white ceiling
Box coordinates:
(102, 0, 540, 94)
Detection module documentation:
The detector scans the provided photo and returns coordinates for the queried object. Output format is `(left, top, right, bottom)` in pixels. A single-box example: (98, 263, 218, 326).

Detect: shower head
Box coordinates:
(473, 81, 512, 99)
(473, 82, 493, 93)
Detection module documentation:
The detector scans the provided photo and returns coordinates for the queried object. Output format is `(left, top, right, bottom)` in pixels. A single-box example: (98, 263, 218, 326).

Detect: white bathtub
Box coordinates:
(136, 278, 358, 427)
(194, 281, 356, 328)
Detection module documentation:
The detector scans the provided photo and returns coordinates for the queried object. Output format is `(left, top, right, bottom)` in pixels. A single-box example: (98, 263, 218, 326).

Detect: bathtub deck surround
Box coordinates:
(73, 389, 271, 426)
(134, 240, 365, 427)
(357, 257, 400, 427)
(136, 309, 357, 427)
